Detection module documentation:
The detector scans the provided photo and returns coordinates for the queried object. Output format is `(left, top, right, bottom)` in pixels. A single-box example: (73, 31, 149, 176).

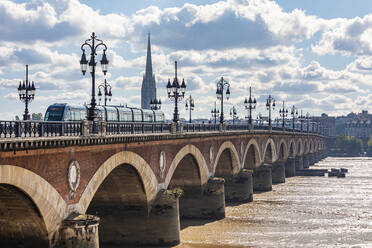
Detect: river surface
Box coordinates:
(176, 157, 372, 248)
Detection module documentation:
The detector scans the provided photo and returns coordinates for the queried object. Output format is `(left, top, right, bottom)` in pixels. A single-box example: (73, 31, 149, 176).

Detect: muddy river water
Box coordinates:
(176, 157, 372, 248)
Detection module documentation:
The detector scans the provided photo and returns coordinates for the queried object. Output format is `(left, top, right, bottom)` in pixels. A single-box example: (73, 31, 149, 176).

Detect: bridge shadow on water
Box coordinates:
(180, 218, 218, 231)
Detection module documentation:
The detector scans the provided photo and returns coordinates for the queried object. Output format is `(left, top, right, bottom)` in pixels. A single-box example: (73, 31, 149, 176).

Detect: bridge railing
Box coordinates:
(106, 122, 171, 135)
(0, 120, 323, 139)
(183, 123, 219, 132)
(0, 120, 82, 138)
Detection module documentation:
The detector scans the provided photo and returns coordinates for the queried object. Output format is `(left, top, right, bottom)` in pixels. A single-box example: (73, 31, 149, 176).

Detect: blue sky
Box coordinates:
(1, 0, 372, 121)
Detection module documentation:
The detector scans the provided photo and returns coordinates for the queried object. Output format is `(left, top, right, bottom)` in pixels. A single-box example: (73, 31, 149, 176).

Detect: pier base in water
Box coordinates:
(253, 164, 272, 192)
(225, 169, 253, 203)
(53, 214, 99, 248)
(285, 157, 296, 177)
(180, 177, 225, 220)
(272, 161, 285, 184)
(295, 155, 304, 170)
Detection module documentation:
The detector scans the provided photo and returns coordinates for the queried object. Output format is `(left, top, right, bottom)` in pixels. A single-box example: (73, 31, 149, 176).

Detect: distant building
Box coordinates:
(141, 33, 156, 109)
(345, 110, 372, 147)
(312, 113, 336, 137)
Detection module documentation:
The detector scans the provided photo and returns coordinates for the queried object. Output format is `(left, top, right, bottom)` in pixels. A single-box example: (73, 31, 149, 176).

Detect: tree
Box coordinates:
(333, 134, 363, 156)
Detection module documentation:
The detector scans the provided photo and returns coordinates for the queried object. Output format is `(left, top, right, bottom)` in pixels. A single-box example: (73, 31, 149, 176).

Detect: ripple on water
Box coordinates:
(177, 158, 372, 248)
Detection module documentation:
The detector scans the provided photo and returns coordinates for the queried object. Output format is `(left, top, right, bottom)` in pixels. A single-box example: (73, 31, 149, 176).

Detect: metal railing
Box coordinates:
(0, 120, 323, 139)
(183, 123, 219, 132)
(0, 120, 82, 138)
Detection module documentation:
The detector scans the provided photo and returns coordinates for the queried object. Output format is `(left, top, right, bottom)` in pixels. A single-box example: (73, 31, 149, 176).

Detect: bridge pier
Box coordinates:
(180, 177, 225, 220)
(224, 169, 253, 203)
(285, 157, 296, 177)
(308, 153, 315, 166)
(303, 154, 309, 168)
(91, 191, 180, 247)
(295, 155, 303, 170)
(252, 164, 272, 192)
(272, 161, 285, 184)
(53, 214, 99, 248)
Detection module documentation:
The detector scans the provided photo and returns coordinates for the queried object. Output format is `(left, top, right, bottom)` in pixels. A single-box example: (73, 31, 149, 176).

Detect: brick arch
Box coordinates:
(278, 138, 288, 161)
(310, 140, 314, 153)
(165, 144, 209, 189)
(263, 138, 277, 163)
(304, 140, 309, 154)
(0, 165, 66, 236)
(288, 139, 297, 157)
(213, 141, 240, 176)
(297, 139, 303, 155)
(78, 151, 159, 214)
(242, 138, 262, 169)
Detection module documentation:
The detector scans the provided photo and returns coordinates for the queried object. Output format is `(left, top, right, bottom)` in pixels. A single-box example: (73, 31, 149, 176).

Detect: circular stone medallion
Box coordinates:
(68, 159, 80, 192)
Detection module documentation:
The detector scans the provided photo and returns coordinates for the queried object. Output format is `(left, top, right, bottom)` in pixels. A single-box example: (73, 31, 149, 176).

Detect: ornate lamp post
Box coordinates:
(229, 106, 237, 124)
(279, 101, 288, 129)
(299, 110, 305, 132)
(17, 65, 35, 120)
(185, 95, 194, 123)
(244, 86, 256, 126)
(291, 105, 298, 131)
(306, 112, 311, 133)
(216, 77, 230, 123)
(150, 98, 161, 110)
(166, 61, 186, 123)
(97, 79, 112, 106)
(80, 32, 109, 121)
(266, 95, 275, 127)
(211, 101, 219, 124)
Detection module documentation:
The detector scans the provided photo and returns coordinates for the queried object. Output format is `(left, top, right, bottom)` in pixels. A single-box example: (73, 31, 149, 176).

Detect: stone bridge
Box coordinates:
(0, 129, 326, 247)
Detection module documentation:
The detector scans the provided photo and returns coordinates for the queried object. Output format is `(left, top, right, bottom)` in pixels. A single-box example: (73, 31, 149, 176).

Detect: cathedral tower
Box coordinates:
(141, 33, 156, 109)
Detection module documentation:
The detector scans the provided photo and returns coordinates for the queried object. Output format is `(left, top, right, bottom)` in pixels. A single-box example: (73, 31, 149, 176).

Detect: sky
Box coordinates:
(1, 0, 372, 121)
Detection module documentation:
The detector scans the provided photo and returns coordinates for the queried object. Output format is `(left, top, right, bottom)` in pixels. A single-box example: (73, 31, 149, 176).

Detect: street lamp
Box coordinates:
(229, 106, 237, 124)
(185, 95, 194, 123)
(80, 32, 109, 122)
(211, 101, 219, 124)
(244, 86, 256, 125)
(266, 95, 275, 127)
(150, 98, 162, 110)
(290, 105, 298, 131)
(216, 77, 230, 123)
(97, 79, 112, 106)
(299, 110, 305, 132)
(17, 65, 35, 120)
(166, 61, 186, 123)
(279, 101, 288, 129)
(306, 112, 311, 133)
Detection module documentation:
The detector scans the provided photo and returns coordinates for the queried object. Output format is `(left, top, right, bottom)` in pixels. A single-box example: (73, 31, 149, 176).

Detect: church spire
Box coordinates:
(145, 32, 153, 77)
(141, 32, 156, 109)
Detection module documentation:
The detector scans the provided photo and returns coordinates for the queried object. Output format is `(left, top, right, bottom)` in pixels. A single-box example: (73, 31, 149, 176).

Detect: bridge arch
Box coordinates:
(310, 140, 314, 153)
(0, 165, 66, 243)
(304, 140, 309, 154)
(242, 138, 262, 169)
(213, 141, 240, 176)
(263, 138, 277, 163)
(278, 139, 288, 161)
(79, 151, 159, 214)
(297, 139, 303, 155)
(288, 139, 296, 157)
(165, 144, 209, 189)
